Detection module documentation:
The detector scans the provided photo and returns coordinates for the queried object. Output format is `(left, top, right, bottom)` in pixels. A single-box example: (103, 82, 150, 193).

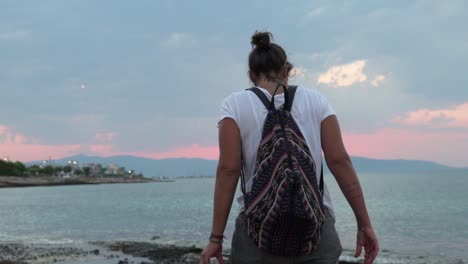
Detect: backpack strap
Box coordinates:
(246, 87, 271, 110)
(247, 85, 298, 111)
(320, 163, 324, 196)
(240, 153, 246, 194)
(284, 85, 298, 111)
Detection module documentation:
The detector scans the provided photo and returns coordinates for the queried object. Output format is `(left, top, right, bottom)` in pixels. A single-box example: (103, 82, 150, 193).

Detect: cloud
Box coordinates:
(145, 144, 218, 159)
(317, 60, 368, 87)
(162, 32, 194, 48)
(290, 67, 308, 78)
(87, 144, 219, 160)
(0, 126, 30, 144)
(370, 74, 385, 87)
(0, 144, 81, 162)
(392, 102, 468, 128)
(0, 30, 30, 40)
(316, 60, 388, 88)
(95, 132, 114, 142)
(0, 125, 81, 162)
(90, 144, 113, 154)
(92, 132, 114, 153)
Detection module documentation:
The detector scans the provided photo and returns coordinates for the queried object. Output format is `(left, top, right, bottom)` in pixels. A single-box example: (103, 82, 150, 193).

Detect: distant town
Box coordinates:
(0, 157, 144, 179)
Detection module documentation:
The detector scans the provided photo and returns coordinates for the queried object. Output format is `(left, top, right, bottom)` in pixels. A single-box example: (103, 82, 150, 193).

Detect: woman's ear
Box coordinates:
(248, 71, 257, 84)
(285, 62, 293, 77)
(287, 62, 293, 73)
(281, 65, 290, 79)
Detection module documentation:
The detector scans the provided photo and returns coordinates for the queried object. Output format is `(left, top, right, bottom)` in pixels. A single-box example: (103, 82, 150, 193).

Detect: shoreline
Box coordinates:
(1, 241, 463, 264)
(0, 176, 157, 189)
(0, 241, 362, 264)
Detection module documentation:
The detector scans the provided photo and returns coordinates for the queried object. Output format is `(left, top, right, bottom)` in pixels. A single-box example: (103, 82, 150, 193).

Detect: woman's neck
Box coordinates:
(256, 79, 288, 95)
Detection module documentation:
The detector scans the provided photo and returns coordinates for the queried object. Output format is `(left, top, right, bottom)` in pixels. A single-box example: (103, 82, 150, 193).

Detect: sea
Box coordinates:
(0, 170, 467, 264)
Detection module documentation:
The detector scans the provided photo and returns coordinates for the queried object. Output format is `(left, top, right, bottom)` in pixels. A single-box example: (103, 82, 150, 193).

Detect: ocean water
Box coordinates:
(0, 171, 467, 263)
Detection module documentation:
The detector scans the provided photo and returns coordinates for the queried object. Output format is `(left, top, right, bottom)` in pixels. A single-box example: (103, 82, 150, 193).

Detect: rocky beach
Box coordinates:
(0, 241, 369, 264)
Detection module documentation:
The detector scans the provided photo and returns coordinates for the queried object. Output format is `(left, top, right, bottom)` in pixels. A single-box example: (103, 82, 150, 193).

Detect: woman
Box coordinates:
(200, 31, 379, 264)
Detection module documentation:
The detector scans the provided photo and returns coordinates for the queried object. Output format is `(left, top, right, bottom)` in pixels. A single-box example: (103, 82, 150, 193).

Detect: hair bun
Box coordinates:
(251, 31, 272, 49)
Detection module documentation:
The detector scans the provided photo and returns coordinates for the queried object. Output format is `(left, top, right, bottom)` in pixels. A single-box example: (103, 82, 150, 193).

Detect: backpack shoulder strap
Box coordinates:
(320, 163, 324, 195)
(247, 85, 298, 111)
(284, 85, 298, 111)
(246, 87, 271, 110)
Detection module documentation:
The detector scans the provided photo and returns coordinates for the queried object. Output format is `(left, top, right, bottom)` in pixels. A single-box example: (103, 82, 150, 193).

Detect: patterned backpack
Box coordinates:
(241, 84, 325, 256)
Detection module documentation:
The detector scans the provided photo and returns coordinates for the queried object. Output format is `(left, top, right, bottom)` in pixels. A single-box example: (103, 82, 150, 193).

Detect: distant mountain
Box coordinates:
(348, 156, 453, 173)
(28, 154, 457, 178)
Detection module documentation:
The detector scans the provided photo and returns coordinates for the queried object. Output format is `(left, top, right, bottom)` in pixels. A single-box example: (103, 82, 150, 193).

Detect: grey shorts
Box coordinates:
(230, 209, 342, 264)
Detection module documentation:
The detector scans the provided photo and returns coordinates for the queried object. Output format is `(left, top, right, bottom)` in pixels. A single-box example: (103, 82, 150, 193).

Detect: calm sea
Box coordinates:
(1, 171, 467, 263)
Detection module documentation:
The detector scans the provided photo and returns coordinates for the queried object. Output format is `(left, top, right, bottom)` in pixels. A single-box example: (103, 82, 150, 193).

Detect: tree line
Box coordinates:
(1, 160, 92, 177)
(0, 160, 142, 178)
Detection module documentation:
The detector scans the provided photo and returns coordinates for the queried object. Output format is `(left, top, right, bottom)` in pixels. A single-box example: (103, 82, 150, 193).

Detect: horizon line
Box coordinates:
(15, 153, 465, 169)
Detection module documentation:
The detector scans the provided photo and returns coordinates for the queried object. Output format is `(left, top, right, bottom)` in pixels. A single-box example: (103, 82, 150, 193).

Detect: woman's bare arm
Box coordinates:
(321, 115, 371, 227)
(321, 115, 379, 263)
(210, 118, 242, 236)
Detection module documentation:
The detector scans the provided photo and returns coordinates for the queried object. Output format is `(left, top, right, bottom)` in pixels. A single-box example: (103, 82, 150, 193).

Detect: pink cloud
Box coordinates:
(393, 102, 468, 128)
(342, 128, 468, 167)
(1, 124, 221, 163)
(0, 125, 29, 144)
(146, 144, 219, 160)
(13, 134, 28, 144)
(0, 125, 81, 162)
(87, 144, 220, 160)
(3, 124, 467, 167)
(86, 127, 468, 167)
(0, 143, 81, 162)
(90, 144, 113, 154)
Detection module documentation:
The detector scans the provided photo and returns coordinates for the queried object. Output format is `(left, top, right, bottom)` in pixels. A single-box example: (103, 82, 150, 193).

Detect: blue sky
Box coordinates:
(1, 0, 467, 166)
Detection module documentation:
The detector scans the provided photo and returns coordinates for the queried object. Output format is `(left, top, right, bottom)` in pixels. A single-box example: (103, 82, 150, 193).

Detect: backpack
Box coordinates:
(240, 84, 325, 257)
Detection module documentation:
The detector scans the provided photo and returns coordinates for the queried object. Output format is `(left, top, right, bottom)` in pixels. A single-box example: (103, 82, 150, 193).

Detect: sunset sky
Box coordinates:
(1, 1, 467, 167)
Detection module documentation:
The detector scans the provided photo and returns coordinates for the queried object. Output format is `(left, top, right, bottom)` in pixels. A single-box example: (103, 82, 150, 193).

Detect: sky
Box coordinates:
(1, 0, 467, 167)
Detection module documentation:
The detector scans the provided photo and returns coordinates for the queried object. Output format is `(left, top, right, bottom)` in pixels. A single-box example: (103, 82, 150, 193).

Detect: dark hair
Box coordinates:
(249, 31, 293, 85)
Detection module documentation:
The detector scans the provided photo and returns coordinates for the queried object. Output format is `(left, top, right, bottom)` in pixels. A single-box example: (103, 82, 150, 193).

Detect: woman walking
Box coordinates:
(200, 31, 379, 264)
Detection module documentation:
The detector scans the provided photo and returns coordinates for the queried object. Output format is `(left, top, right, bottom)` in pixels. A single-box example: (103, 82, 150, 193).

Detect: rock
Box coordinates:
(118, 258, 130, 264)
(103, 241, 207, 263)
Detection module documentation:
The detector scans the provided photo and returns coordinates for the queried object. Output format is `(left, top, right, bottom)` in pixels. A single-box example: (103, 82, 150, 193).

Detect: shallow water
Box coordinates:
(0, 171, 467, 263)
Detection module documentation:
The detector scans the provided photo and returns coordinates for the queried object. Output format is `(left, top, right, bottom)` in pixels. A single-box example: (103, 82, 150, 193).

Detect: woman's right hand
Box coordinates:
(355, 226, 379, 264)
(199, 242, 225, 264)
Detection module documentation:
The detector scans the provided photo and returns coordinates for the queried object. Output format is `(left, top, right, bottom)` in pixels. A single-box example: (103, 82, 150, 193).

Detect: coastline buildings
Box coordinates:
(0, 157, 142, 178)
(105, 164, 126, 176)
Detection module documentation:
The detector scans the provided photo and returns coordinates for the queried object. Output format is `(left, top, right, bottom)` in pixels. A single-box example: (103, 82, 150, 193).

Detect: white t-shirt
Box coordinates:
(217, 85, 336, 218)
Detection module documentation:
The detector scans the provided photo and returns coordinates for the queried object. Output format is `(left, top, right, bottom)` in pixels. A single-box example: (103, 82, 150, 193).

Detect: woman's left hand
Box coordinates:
(199, 242, 225, 264)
